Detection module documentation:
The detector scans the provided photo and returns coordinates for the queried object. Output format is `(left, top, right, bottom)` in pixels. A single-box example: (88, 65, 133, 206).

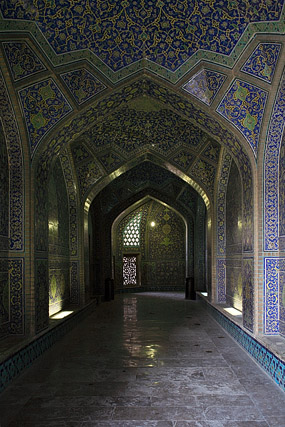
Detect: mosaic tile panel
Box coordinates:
(0, 260, 9, 332)
(243, 257, 254, 332)
(1, 1, 283, 73)
(61, 69, 106, 105)
(0, 120, 9, 244)
(217, 259, 226, 303)
(264, 257, 281, 335)
(0, 70, 24, 251)
(200, 298, 285, 392)
(48, 159, 69, 257)
(190, 159, 215, 199)
(172, 150, 194, 171)
(182, 69, 226, 105)
(98, 152, 122, 172)
(35, 258, 49, 334)
(0, 258, 24, 337)
(279, 259, 285, 338)
(71, 143, 91, 164)
(202, 141, 221, 164)
(264, 73, 285, 251)
(0, 300, 96, 393)
(177, 187, 197, 213)
(195, 198, 207, 288)
(217, 152, 232, 256)
(60, 151, 78, 257)
(226, 160, 242, 256)
(241, 43, 281, 84)
(3, 41, 46, 81)
(70, 261, 80, 305)
(279, 132, 285, 250)
(84, 107, 205, 154)
(35, 164, 48, 252)
(77, 159, 102, 200)
(217, 79, 267, 156)
(19, 78, 72, 157)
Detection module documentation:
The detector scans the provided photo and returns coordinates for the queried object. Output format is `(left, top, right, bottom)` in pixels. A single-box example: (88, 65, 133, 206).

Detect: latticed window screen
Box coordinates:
(123, 212, 142, 246)
(123, 255, 137, 286)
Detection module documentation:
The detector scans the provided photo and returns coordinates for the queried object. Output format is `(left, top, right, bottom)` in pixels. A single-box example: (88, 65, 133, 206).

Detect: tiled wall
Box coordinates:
(48, 158, 70, 316)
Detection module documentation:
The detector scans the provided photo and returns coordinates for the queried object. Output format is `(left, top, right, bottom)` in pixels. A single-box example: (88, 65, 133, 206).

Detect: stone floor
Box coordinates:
(0, 292, 284, 426)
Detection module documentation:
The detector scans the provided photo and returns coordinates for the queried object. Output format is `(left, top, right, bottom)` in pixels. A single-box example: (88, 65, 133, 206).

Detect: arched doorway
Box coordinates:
(112, 199, 187, 292)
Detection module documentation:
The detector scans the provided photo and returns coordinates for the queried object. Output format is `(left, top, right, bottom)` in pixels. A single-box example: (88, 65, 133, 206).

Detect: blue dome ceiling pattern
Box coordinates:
(1, 0, 283, 74)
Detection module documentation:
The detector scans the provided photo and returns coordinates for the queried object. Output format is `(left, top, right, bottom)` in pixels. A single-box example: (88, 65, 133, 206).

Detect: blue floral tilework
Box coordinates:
(264, 258, 281, 335)
(19, 79, 73, 157)
(1, 1, 283, 72)
(264, 73, 285, 252)
(61, 69, 106, 105)
(241, 43, 282, 84)
(3, 41, 46, 81)
(98, 152, 122, 172)
(182, 69, 226, 106)
(217, 79, 267, 157)
(217, 259, 226, 303)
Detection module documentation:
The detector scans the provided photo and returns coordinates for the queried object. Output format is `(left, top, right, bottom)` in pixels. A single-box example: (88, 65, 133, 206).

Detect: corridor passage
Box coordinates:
(0, 293, 284, 426)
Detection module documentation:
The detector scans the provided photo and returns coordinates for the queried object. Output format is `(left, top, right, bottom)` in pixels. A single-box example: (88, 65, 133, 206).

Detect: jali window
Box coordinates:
(123, 255, 137, 286)
(123, 212, 142, 247)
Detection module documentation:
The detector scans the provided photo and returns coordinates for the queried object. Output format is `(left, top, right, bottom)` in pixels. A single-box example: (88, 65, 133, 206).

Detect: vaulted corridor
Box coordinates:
(0, 293, 284, 426)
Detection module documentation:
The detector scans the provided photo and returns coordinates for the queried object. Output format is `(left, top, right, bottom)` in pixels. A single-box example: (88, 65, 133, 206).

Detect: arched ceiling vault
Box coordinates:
(0, 2, 284, 208)
(89, 160, 204, 221)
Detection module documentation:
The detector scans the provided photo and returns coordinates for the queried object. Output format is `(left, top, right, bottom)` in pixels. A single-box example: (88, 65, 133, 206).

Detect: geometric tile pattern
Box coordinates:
(217, 152, 232, 255)
(19, 79, 73, 157)
(84, 108, 205, 155)
(182, 69, 226, 105)
(279, 259, 285, 338)
(1, 1, 283, 72)
(76, 160, 102, 200)
(0, 258, 24, 336)
(0, 70, 24, 251)
(98, 152, 122, 172)
(59, 151, 78, 257)
(61, 69, 106, 105)
(243, 257, 254, 332)
(217, 79, 267, 157)
(190, 159, 216, 199)
(241, 43, 281, 84)
(201, 297, 285, 392)
(70, 261, 80, 305)
(0, 300, 97, 393)
(202, 141, 221, 163)
(264, 72, 285, 251)
(172, 150, 195, 171)
(217, 259, 226, 303)
(264, 257, 281, 335)
(3, 41, 46, 81)
(71, 143, 91, 164)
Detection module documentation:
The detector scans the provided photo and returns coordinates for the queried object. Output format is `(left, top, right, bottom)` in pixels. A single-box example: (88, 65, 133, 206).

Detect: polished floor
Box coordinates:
(0, 292, 284, 426)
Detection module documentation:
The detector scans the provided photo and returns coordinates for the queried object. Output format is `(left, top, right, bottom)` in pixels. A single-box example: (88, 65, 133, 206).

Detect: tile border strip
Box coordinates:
(198, 295, 285, 392)
(0, 300, 97, 393)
